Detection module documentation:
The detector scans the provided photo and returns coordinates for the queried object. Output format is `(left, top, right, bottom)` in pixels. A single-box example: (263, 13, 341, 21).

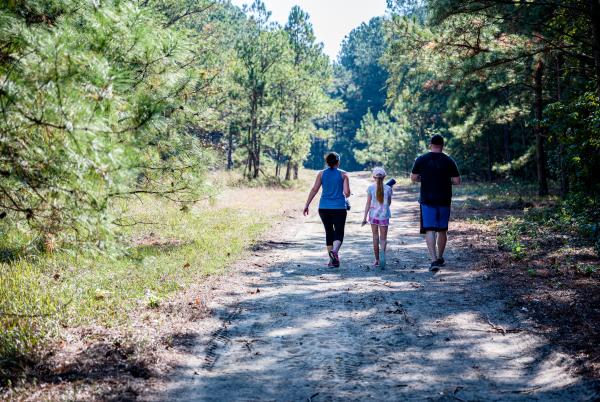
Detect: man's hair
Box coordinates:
(430, 134, 444, 147)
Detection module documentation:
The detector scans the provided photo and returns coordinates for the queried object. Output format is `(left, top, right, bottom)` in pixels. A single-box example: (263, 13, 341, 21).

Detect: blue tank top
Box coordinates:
(319, 168, 346, 209)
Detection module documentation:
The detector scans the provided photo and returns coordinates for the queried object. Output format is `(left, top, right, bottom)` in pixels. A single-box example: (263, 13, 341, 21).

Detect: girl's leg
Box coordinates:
(379, 225, 388, 268)
(379, 225, 388, 253)
(371, 224, 380, 262)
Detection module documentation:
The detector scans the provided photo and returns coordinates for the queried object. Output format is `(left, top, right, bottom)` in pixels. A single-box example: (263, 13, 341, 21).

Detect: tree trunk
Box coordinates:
(249, 91, 260, 180)
(275, 160, 280, 178)
(293, 162, 299, 180)
(227, 125, 234, 170)
(285, 161, 292, 181)
(533, 59, 549, 196)
(589, 0, 600, 95)
(503, 125, 511, 163)
(554, 55, 569, 197)
(486, 131, 493, 181)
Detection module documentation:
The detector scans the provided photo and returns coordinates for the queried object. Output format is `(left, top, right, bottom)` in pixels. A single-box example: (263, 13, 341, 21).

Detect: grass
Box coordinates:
(453, 179, 553, 210)
(0, 169, 311, 384)
(453, 179, 599, 272)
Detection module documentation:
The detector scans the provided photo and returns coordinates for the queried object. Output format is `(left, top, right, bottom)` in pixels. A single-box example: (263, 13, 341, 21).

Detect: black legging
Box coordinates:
(318, 209, 347, 246)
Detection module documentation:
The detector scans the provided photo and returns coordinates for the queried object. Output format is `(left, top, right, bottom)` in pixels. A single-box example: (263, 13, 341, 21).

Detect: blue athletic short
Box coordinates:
(420, 204, 451, 233)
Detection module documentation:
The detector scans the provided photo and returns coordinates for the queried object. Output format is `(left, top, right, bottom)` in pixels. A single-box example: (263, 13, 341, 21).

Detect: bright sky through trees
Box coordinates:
(230, 0, 388, 60)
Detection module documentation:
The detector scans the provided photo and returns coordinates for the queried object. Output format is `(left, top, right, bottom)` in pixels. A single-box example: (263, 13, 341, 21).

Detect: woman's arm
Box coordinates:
(303, 172, 322, 216)
(343, 173, 351, 198)
(362, 193, 371, 226)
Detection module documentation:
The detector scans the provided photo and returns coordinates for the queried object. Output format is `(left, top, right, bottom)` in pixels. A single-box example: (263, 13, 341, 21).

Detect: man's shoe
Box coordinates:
(430, 260, 440, 272)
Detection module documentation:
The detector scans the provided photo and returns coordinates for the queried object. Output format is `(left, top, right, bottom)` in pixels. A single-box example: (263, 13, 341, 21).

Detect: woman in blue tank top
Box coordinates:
(303, 152, 351, 267)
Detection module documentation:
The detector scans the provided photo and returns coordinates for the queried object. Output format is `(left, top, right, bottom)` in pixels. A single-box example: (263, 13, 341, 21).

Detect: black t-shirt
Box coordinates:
(411, 152, 460, 206)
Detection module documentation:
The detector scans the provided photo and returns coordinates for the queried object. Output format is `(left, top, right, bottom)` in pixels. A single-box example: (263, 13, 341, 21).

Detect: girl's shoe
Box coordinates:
(372, 261, 380, 268)
(329, 250, 340, 267)
(380, 251, 386, 269)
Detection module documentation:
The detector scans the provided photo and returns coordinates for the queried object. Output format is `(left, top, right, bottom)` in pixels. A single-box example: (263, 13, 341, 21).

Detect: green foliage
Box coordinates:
(354, 109, 418, 174)
(227, 1, 338, 179)
(0, 0, 338, 245)
(307, 17, 389, 171)
(497, 217, 527, 260)
(383, 0, 600, 218)
(0, 0, 221, 245)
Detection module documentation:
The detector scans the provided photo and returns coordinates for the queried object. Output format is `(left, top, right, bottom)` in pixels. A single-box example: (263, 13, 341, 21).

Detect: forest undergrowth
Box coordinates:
(452, 180, 600, 380)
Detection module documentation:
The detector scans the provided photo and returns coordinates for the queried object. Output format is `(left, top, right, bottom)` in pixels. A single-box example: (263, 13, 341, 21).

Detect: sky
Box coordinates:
(230, 0, 388, 60)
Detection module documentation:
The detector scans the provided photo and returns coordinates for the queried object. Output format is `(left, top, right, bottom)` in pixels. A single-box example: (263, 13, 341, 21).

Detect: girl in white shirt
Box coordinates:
(362, 167, 393, 268)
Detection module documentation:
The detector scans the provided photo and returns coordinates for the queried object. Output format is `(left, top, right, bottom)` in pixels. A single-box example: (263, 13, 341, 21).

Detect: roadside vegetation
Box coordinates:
(1, 169, 310, 397)
(1, 0, 332, 391)
(450, 180, 600, 378)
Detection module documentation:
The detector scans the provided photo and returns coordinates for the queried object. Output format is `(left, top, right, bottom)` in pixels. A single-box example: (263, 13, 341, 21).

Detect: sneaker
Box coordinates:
(380, 251, 386, 269)
(327, 260, 335, 268)
(429, 260, 440, 273)
(436, 257, 445, 266)
(329, 250, 340, 267)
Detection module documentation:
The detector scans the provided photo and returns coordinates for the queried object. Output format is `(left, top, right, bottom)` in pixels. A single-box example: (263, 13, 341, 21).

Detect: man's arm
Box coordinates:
(410, 157, 421, 183)
(450, 158, 461, 185)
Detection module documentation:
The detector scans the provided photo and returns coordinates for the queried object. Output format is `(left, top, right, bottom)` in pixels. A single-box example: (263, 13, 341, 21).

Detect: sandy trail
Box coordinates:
(158, 173, 598, 401)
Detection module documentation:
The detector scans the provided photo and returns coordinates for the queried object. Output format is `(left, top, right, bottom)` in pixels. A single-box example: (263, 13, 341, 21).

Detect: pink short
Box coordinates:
(369, 217, 389, 226)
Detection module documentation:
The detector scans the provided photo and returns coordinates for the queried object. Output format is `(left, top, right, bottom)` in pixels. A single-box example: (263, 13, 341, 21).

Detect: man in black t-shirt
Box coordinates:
(411, 135, 461, 272)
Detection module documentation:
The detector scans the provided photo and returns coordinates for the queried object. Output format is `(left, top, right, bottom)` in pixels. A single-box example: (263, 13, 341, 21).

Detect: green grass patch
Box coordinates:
(0, 197, 271, 382)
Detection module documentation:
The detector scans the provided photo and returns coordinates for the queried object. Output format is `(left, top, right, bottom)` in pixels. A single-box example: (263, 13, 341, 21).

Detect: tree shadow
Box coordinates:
(160, 230, 600, 401)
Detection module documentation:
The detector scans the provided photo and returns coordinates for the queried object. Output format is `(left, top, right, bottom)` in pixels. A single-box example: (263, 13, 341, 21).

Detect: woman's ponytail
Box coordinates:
(376, 177, 384, 204)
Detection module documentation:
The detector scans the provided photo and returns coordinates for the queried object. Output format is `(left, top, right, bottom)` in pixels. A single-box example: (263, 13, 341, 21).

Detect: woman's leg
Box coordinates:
(318, 210, 335, 252)
(331, 210, 347, 253)
(371, 224, 380, 262)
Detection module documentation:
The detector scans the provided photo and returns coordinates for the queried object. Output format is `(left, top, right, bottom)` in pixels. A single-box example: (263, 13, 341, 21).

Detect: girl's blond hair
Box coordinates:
(376, 177, 384, 204)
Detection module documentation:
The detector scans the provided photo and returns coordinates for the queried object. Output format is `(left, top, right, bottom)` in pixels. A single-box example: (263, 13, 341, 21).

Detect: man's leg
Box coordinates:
(425, 231, 437, 261)
(436, 206, 451, 262)
(437, 231, 447, 259)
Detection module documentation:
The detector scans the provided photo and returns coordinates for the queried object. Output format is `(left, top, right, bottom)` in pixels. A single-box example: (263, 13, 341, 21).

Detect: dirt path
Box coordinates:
(155, 173, 598, 401)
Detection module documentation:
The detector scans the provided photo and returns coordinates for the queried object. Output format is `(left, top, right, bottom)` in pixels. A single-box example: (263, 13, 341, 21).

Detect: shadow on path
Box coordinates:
(158, 174, 600, 402)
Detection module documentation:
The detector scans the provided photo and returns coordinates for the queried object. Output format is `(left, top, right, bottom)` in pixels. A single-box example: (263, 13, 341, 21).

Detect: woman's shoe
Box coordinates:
(329, 250, 340, 267)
